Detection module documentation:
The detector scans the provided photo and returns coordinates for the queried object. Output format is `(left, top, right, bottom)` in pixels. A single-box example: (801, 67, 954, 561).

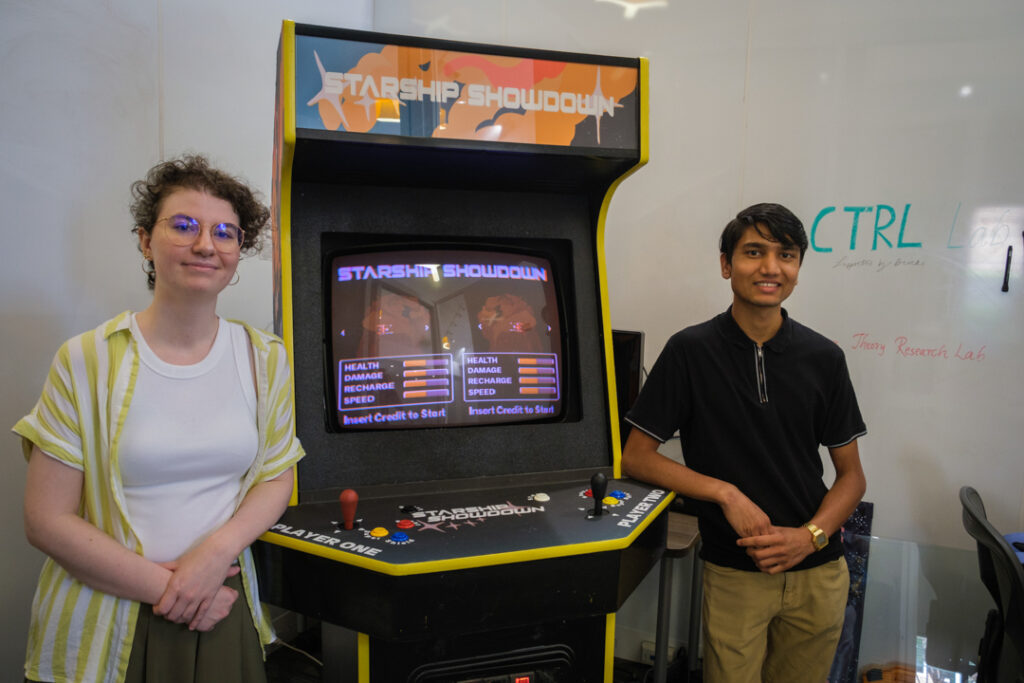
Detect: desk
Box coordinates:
(654, 511, 701, 683)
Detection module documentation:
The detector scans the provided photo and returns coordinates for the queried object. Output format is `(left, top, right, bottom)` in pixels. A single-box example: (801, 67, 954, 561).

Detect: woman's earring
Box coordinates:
(229, 271, 240, 286)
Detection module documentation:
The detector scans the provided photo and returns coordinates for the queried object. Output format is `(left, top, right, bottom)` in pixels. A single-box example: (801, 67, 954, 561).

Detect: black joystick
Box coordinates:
(590, 471, 608, 517)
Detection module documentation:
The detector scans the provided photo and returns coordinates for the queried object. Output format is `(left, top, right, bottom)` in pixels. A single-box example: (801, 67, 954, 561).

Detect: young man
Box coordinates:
(622, 203, 867, 683)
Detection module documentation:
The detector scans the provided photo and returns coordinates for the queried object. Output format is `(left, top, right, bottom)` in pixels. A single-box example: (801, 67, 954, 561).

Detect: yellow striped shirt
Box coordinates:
(13, 311, 305, 683)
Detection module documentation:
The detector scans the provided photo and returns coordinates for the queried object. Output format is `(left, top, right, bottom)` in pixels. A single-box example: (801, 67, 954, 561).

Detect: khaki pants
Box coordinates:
(701, 558, 849, 683)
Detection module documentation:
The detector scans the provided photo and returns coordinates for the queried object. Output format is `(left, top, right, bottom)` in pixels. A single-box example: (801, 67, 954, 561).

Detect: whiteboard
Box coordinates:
(737, 3, 1024, 548)
(370, 1, 1024, 549)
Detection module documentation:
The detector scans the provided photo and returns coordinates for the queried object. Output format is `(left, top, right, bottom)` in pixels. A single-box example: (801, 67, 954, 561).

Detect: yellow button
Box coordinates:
(602, 496, 620, 506)
(370, 527, 389, 538)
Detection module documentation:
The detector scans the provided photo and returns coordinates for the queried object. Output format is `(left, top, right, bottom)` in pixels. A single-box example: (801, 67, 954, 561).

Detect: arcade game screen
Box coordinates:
(328, 247, 565, 431)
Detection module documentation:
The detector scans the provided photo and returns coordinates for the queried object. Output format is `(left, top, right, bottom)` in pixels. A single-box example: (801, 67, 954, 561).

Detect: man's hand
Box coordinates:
(736, 525, 815, 574)
(720, 488, 772, 538)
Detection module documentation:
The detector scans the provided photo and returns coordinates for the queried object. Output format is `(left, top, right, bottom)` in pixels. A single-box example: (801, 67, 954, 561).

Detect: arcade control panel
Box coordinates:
(259, 473, 670, 575)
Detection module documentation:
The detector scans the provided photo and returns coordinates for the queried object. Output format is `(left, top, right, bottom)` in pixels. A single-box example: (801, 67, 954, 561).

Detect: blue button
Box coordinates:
(392, 532, 409, 542)
(611, 490, 627, 499)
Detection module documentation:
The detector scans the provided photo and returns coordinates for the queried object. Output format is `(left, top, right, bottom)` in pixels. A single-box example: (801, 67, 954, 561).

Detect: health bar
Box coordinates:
(403, 358, 449, 368)
(517, 357, 555, 365)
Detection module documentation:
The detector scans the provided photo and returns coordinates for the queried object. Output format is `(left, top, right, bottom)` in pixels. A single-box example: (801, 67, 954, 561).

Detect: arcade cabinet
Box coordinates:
(255, 22, 671, 682)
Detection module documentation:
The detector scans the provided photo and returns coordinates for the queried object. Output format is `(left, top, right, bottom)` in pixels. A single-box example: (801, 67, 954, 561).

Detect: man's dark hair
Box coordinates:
(130, 154, 271, 289)
(719, 203, 808, 264)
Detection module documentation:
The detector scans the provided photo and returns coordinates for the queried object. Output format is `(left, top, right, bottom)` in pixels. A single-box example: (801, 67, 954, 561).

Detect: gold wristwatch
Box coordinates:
(805, 523, 828, 551)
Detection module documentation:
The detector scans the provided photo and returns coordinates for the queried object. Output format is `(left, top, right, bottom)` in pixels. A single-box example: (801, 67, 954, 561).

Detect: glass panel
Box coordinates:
(857, 535, 992, 682)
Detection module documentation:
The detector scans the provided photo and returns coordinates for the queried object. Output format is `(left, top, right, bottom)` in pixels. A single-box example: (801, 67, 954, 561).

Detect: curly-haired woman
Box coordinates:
(14, 155, 304, 683)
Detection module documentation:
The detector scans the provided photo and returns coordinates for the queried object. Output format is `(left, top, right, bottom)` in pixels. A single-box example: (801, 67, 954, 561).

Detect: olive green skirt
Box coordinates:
(26, 574, 265, 683)
(123, 573, 266, 683)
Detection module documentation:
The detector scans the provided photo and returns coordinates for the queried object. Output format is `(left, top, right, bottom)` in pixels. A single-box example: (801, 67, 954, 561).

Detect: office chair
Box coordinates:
(959, 486, 1024, 683)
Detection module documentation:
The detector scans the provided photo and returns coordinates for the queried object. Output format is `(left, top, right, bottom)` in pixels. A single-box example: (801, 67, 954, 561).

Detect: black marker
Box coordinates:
(1002, 245, 1012, 292)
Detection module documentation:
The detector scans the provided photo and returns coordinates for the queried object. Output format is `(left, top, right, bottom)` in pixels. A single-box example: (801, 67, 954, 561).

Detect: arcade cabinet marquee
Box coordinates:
(256, 22, 670, 682)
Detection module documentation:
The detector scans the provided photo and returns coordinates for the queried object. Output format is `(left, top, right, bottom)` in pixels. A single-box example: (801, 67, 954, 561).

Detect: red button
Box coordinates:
(396, 519, 415, 529)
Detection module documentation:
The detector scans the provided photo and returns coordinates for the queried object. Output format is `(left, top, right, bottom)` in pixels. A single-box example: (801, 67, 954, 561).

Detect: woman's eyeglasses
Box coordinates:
(155, 214, 244, 252)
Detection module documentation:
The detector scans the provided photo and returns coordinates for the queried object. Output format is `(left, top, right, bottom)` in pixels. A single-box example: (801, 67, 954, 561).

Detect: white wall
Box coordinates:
(3, 0, 1022, 675)
(0, 0, 374, 675)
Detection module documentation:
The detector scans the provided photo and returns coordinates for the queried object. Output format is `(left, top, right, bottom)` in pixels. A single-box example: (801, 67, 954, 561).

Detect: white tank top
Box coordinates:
(119, 315, 258, 562)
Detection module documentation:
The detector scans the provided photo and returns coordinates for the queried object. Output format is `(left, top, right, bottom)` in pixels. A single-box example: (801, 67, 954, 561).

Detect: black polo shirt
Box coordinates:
(625, 307, 866, 571)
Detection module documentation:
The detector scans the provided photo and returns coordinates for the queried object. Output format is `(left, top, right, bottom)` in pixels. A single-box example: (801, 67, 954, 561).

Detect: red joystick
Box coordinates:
(339, 489, 358, 530)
